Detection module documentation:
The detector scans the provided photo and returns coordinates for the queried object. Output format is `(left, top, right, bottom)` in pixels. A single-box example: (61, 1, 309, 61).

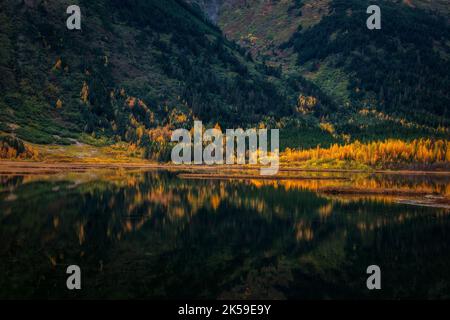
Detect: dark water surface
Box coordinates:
(0, 170, 449, 299)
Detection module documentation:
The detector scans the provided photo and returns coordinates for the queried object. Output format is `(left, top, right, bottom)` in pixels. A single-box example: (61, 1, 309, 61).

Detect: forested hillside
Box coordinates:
(0, 0, 449, 163)
(285, 0, 450, 130)
(0, 0, 340, 157)
(198, 0, 450, 141)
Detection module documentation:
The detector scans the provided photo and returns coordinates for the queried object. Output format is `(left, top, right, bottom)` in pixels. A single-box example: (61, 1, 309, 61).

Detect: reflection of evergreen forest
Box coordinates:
(0, 171, 449, 299)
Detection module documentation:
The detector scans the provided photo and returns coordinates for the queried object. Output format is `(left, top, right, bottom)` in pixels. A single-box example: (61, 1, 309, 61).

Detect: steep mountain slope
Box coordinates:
(1, 0, 448, 161)
(1, 0, 338, 152)
(187, 0, 225, 23)
(197, 0, 450, 139)
(287, 0, 450, 129)
(201, 0, 450, 62)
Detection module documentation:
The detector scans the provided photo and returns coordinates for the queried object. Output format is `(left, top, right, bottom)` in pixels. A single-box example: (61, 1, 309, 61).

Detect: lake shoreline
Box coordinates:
(1, 160, 449, 209)
(1, 160, 450, 176)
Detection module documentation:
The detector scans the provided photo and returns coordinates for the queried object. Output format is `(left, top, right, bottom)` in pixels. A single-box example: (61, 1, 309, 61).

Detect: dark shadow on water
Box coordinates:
(0, 171, 449, 299)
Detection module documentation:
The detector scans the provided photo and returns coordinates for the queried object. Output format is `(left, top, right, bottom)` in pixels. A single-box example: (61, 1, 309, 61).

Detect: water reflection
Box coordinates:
(0, 170, 449, 299)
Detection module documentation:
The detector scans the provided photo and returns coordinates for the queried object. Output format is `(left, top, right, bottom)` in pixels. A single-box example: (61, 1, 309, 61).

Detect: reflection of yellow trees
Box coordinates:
(76, 222, 86, 245)
(282, 139, 450, 167)
(318, 203, 334, 219)
(223, 186, 268, 215)
(9, 170, 447, 247)
(247, 174, 450, 201)
(275, 179, 339, 191)
(295, 221, 314, 242)
(124, 221, 134, 233)
(147, 186, 176, 207)
(249, 178, 350, 195)
(352, 177, 450, 197)
(357, 212, 414, 233)
(4, 169, 449, 266)
(210, 195, 221, 210)
(112, 179, 281, 235)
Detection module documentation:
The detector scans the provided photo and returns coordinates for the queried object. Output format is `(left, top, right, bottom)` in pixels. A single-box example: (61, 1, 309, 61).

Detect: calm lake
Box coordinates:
(0, 169, 449, 299)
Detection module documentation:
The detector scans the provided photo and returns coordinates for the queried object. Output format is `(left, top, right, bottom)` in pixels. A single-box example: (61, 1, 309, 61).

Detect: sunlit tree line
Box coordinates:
(282, 139, 450, 166)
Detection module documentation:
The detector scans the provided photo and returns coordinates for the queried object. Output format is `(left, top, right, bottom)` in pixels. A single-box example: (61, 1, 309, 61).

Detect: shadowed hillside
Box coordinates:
(0, 0, 449, 165)
(1, 0, 340, 153)
(195, 0, 450, 140)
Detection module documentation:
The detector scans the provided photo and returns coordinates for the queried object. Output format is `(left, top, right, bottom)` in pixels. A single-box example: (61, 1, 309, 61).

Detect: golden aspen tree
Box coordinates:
(80, 81, 89, 104)
(56, 99, 63, 109)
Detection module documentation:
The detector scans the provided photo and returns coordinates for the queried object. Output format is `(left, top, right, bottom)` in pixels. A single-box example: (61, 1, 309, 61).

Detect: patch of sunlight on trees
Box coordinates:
(281, 139, 450, 169)
(0, 135, 40, 160)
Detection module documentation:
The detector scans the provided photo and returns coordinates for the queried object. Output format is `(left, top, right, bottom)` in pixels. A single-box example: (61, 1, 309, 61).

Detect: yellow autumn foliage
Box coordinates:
(80, 82, 89, 104)
(56, 99, 63, 109)
(282, 139, 450, 166)
(297, 94, 318, 114)
(0, 140, 39, 160)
